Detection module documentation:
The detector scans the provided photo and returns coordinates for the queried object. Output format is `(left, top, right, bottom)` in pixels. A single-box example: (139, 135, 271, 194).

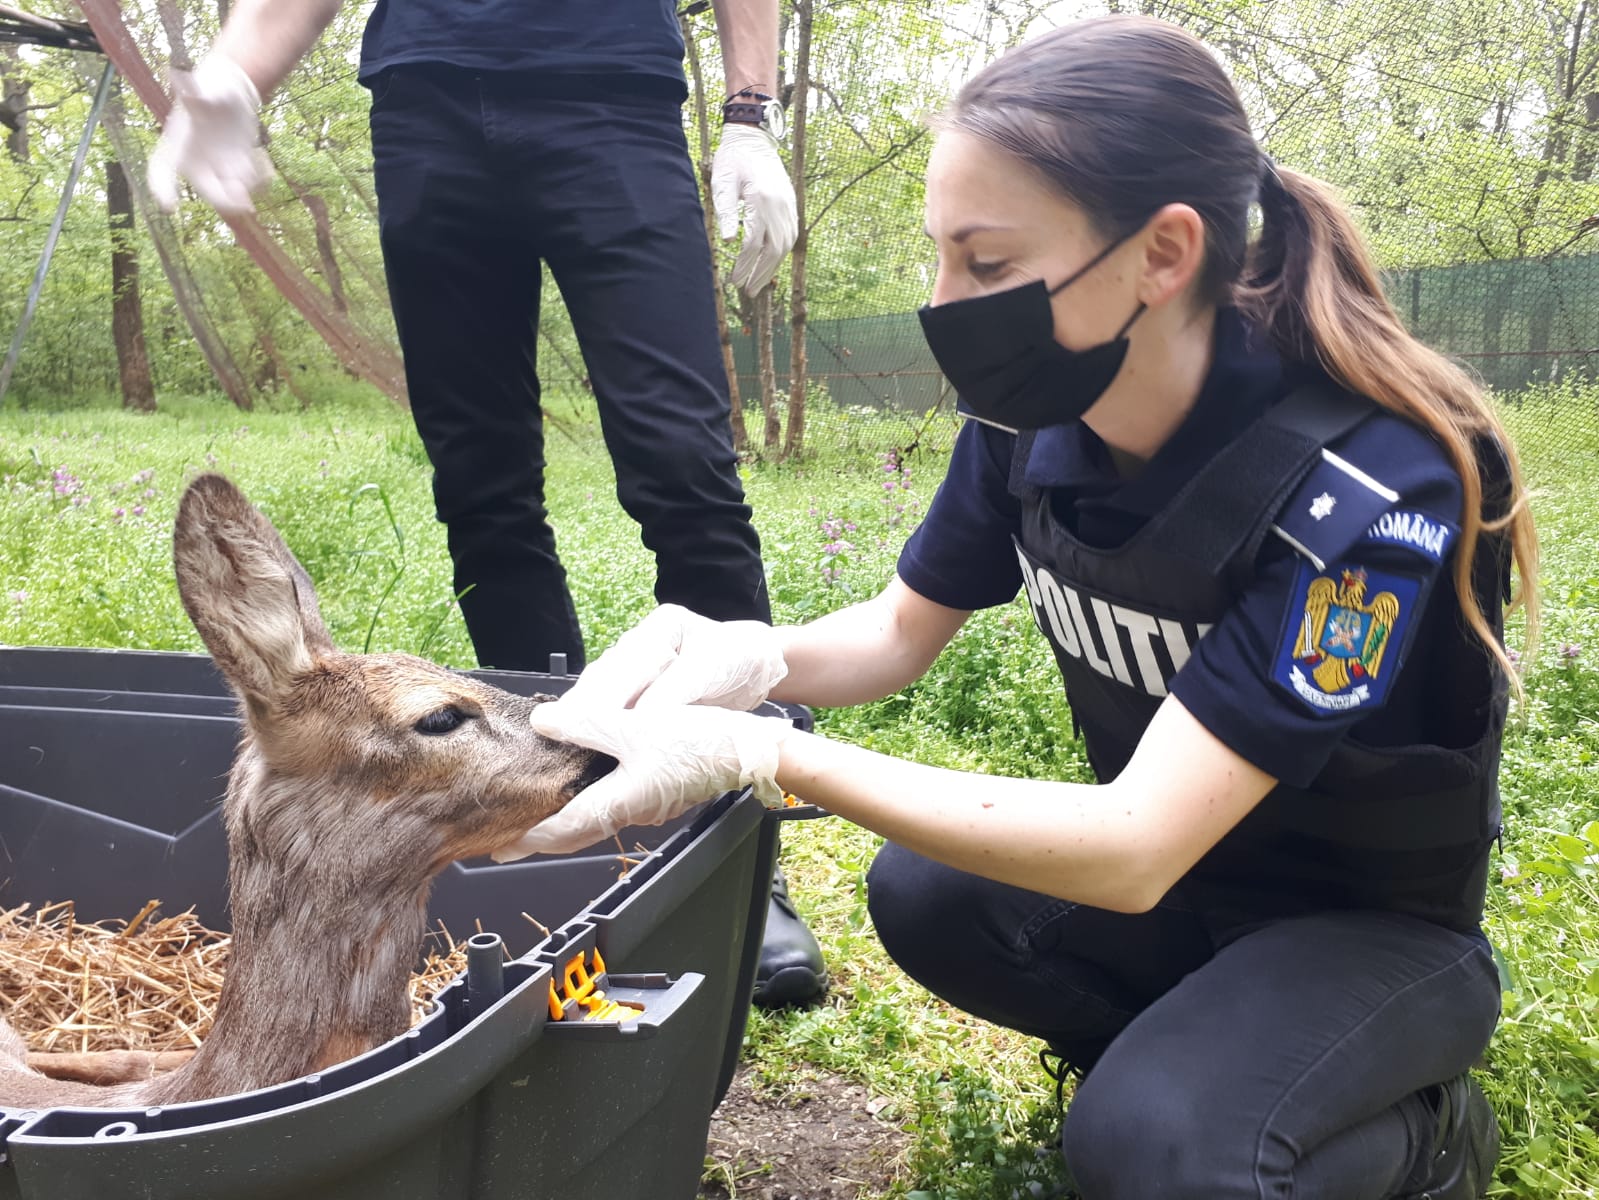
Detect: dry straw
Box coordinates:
(1, 900, 470, 1057)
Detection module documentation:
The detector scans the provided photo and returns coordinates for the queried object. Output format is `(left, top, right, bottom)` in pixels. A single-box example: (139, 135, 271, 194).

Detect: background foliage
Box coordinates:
(6, 0, 1599, 430)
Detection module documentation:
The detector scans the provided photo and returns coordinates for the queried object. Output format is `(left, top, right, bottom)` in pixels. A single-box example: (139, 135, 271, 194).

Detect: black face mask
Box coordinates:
(918, 237, 1146, 432)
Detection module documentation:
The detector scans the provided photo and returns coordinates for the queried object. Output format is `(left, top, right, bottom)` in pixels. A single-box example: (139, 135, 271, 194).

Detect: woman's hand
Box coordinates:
(564, 604, 789, 711)
(490, 699, 794, 859)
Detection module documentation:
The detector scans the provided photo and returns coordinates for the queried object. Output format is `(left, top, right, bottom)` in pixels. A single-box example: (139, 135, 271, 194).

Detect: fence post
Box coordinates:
(0, 59, 116, 405)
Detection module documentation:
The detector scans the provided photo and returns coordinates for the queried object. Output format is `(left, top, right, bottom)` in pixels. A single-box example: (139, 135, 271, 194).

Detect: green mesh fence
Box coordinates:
(1389, 257, 1599, 394)
(726, 253, 1599, 426)
(2, 0, 1596, 454)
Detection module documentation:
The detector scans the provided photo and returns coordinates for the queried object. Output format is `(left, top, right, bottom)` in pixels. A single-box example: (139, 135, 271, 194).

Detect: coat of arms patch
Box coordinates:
(1274, 562, 1424, 714)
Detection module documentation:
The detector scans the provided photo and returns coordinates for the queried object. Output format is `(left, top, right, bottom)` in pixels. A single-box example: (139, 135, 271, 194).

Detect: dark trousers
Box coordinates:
(369, 67, 770, 672)
(867, 842, 1502, 1199)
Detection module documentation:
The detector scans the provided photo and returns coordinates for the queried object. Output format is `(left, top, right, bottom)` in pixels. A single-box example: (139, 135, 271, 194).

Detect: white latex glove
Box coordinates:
(711, 122, 798, 295)
(149, 54, 274, 216)
(564, 603, 788, 712)
(490, 700, 792, 859)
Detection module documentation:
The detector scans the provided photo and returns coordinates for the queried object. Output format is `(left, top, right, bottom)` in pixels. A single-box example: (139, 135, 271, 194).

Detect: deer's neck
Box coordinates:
(146, 858, 431, 1106)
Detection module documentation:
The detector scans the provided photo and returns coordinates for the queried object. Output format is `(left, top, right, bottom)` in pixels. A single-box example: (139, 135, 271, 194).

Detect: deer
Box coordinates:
(0, 472, 615, 1110)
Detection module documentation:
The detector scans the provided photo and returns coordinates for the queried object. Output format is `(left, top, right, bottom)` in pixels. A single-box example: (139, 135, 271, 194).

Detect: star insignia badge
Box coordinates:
(1309, 492, 1337, 521)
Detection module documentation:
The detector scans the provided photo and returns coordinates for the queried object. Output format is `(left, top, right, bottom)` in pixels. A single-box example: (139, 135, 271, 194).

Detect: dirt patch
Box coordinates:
(700, 1064, 910, 1200)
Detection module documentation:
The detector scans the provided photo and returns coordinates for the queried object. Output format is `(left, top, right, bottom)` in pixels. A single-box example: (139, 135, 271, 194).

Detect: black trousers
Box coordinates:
(867, 842, 1502, 1199)
(369, 67, 770, 672)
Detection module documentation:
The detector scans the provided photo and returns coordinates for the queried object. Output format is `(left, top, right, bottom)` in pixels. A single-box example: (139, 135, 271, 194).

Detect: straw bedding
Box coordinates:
(0, 901, 470, 1055)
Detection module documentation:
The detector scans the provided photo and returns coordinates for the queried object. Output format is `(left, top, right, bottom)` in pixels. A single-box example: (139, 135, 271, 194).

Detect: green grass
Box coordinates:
(1, 388, 1596, 1198)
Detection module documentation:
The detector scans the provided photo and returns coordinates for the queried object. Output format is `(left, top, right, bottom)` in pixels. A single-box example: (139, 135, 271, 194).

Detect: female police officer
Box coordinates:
(496, 15, 1538, 1199)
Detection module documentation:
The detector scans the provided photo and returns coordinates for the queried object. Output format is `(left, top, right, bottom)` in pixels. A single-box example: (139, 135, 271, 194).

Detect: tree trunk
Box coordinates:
(782, 0, 813, 461)
(300, 189, 347, 312)
(1, 45, 29, 162)
(155, 0, 193, 72)
(680, 8, 749, 453)
(1519, 8, 1589, 250)
(257, 328, 313, 409)
(97, 82, 255, 410)
(106, 154, 157, 412)
(753, 278, 780, 447)
(1527, 280, 1554, 389)
(1482, 265, 1512, 364)
(77, 0, 411, 406)
(1573, 91, 1599, 181)
(755, 289, 781, 450)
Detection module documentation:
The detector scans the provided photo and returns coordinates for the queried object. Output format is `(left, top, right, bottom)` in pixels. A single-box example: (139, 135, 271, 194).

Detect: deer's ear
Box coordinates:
(173, 474, 336, 709)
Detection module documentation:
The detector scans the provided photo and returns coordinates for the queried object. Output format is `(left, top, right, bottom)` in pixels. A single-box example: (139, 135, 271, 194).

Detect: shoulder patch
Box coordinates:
(1271, 451, 1398, 570)
(1272, 559, 1422, 715)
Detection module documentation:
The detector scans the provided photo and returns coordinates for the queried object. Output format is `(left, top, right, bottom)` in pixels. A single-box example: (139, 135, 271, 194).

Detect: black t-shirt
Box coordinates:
(358, 0, 689, 97)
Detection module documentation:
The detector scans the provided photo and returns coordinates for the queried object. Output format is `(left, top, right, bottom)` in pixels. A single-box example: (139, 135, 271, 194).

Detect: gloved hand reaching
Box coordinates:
(711, 122, 798, 295)
(149, 54, 274, 216)
(490, 700, 793, 860)
(564, 603, 789, 712)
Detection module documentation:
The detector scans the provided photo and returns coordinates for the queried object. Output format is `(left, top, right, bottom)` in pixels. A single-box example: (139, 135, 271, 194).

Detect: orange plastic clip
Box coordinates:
(546, 947, 639, 1022)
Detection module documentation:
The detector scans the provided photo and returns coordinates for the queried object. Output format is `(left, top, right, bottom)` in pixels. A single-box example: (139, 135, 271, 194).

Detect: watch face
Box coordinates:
(762, 99, 786, 140)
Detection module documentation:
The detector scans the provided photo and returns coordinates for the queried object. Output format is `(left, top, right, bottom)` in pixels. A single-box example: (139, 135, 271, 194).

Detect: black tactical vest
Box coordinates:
(1008, 385, 1507, 933)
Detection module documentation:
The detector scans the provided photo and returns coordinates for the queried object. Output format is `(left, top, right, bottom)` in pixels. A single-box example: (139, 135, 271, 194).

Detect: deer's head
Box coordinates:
(172, 474, 614, 887)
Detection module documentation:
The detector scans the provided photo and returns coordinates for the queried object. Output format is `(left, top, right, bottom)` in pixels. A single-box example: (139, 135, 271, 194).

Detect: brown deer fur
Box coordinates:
(0, 473, 611, 1110)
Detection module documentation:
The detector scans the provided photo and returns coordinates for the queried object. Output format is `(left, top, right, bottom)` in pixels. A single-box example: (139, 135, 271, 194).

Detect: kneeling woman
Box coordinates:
(502, 15, 1535, 1199)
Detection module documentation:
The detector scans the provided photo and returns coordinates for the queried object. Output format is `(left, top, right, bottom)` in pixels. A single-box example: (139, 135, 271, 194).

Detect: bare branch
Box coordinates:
(805, 127, 928, 233)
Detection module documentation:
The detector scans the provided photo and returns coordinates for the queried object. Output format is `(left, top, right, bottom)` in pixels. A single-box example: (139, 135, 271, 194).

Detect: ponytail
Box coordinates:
(943, 13, 1538, 686)
(1238, 162, 1539, 687)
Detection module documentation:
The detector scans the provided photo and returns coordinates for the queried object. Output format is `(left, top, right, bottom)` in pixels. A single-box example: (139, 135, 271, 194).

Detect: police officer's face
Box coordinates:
(923, 129, 1141, 353)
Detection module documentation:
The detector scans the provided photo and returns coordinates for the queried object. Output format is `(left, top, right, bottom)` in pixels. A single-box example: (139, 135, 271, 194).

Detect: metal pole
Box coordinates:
(0, 58, 116, 404)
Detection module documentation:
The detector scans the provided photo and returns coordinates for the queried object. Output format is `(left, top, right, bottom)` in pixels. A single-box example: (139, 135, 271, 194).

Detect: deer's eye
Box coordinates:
(414, 706, 467, 736)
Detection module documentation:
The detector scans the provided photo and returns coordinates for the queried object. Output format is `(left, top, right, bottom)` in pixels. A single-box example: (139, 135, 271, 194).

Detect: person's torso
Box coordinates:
(1009, 383, 1507, 933)
(359, 0, 688, 93)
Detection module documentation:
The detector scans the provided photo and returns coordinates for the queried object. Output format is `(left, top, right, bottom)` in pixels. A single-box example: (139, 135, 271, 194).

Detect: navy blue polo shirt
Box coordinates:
(898, 309, 1469, 787)
(358, 1, 688, 97)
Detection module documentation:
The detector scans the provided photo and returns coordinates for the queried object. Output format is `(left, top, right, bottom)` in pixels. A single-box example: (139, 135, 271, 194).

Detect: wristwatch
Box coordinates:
(722, 92, 786, 139)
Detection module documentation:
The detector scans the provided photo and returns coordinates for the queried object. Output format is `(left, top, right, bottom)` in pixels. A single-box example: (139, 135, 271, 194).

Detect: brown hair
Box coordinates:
(945, 14, 1537, 679)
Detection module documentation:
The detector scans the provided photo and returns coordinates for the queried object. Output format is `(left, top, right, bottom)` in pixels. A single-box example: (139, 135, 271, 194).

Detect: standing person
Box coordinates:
(150, 0, 828, 1009)
(505, 15, 1536, 1198)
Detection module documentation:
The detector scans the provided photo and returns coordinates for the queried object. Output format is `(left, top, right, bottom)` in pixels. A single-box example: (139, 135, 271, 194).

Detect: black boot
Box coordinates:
(1403, 1072, 1499, 1199)
(751, 867, 828, 1008)
(1037, 1048, 1084, 1199)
